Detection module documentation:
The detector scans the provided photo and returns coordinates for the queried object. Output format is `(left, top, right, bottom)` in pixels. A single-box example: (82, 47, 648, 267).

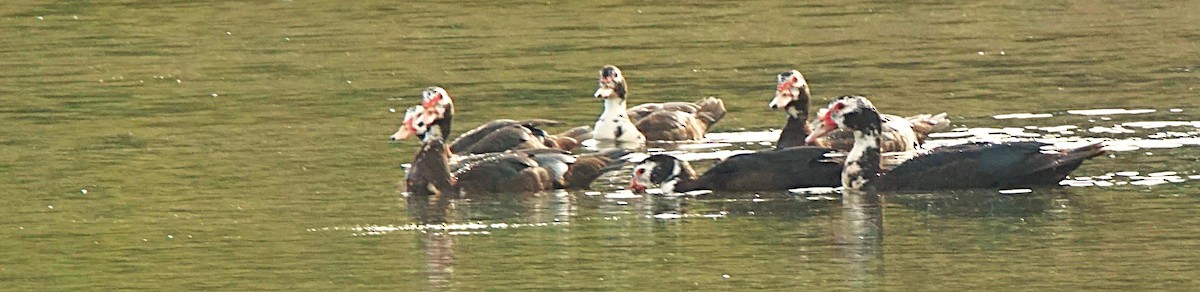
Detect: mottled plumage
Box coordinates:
(770, 70, 949, 151)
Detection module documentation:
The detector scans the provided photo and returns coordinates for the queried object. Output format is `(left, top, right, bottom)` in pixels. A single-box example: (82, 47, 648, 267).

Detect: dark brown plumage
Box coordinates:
(630, 146, 843, 193)
(396, 105, 629, 196)
(632, 97, 726, 141)
(807, 95, 1105, 192)
(394, 86, 583, 154)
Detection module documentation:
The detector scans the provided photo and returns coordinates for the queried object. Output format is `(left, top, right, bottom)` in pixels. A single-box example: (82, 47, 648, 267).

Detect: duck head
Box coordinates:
(594, 65, 628, 100)
(629, 154, 684, 194)
(389, 105, 440, 142)
(805, 95, 880, 144)
(421, 86, 454, 116)
(769, 70, 810, 114)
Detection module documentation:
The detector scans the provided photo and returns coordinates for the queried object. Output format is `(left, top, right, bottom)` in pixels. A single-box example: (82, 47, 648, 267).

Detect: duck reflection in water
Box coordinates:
(836, 191, 885, 289)
(403, 189, 578, 290)
(406, 195, 455, 291)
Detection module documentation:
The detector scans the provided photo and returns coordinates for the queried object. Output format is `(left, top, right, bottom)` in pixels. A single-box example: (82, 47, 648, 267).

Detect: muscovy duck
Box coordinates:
(770, 70, 949, 151)
(805, 95, 1105, 192)
(592, 65, 726, 143)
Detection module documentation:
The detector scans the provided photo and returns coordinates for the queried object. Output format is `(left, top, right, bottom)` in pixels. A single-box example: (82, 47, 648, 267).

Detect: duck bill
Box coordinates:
(805, 120, 838, 145)
(390, 126, 414, 142)
(594, 87, 615, 99)
(768, 94, 793, 109)
(629, 178, 647, 193)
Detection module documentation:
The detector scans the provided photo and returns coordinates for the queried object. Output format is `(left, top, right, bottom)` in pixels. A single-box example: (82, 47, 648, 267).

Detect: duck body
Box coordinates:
(406, 134, 458, 197)
(395, 105, 628, 196)
(631, 97, 725, 141)
(391, 86, 584, 155)
(451, 151, 556, 195)
(449, 118, 585, 155)
(806, 95, 1104, 192)
(630, 146, 843, 193)
(798, 113, 935, 152)
(592, 65, 726, 143)
(592, 97, 645, 143)
(868, 141, 1105, 191)
(770, 70, 948, 152)
(691, 146, 843, 191)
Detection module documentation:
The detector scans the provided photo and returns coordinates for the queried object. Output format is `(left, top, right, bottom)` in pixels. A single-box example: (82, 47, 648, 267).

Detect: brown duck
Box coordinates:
(391, 86, 590, 154)
(395, 106, 629, 197)
(592, 65, 726, 143)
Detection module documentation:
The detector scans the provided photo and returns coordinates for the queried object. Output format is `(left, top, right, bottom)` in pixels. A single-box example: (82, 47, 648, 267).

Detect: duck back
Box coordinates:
(869, 142, 1105, 191)
(692, 146, 842, 191)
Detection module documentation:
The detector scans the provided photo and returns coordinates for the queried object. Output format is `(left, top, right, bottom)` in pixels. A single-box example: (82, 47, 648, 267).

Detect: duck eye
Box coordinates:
(635, 168, 645, 175)
(417, 122, 425, 127)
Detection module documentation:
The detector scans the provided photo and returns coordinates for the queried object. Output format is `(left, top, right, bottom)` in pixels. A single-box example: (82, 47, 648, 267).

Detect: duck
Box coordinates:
(805, 95, 1105, 192)
(391, 86, 591, 155)
(592, 65, 726, 143)
(629, 146, 843, 194)
(769, 70, 949, 151)
(396, 106, 630, 197)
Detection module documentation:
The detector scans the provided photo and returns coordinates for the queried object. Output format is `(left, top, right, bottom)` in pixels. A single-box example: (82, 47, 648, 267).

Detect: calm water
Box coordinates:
(2, 0, 1199, 290)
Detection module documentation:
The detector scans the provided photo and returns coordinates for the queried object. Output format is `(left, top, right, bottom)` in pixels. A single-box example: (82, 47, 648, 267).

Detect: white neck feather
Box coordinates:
(594, 98, 643, 143)
(602, 98, 627, 115)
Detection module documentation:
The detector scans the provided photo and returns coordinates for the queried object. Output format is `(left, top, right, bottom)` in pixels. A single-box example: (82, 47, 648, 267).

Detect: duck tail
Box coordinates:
(694, 96, 726, 127)
(561, 148, 634, 189)
(1057, 142, 1107, 166)
(1026, 142, 1106, 178)
(906, 112, 950, 140)
(556, 126, 593, 142)
(541, 126, 591, 151)
(517, 119, 563, 127)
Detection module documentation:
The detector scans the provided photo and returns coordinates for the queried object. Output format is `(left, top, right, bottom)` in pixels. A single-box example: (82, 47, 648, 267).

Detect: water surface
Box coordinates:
(2, 0, 1199, 290)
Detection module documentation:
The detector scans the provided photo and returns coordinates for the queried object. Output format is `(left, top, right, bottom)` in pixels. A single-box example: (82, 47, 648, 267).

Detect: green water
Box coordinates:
(2, 0, 1199, 290)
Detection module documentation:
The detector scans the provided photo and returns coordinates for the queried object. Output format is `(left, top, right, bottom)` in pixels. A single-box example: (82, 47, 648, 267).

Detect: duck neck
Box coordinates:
(436, 106, 454, 140)
(411, 131, 458, 197)
(601, 97, 629, 118)
(777, 87, 813, 148)
(844, 113, 883, 191)
(662, 160, 701, 193)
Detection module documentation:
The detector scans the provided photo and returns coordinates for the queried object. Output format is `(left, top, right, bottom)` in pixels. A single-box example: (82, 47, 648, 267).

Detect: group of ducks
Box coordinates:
(391, 65, 1105, 197)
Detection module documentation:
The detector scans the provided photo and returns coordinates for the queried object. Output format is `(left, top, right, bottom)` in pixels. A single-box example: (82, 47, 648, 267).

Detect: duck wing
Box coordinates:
(543, 125, 591, 151)
(905, 113, 951, 142)
(450, 119, 561, 154)
(636, 111, 707, 141)
(561, 148, 634, 189)
(456, 124, 547, 154)
(628, 102, 700, 121)
(871, 142, 1105, 191)
(449, 119, 520, 153)
(453, 153, 552, 195)
(695, 146, 843, 191)
(692, 97, 726, 127)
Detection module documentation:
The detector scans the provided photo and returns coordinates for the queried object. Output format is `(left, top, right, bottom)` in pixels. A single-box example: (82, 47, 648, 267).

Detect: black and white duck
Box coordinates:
(805, 95, 1105, 192)
(769, 70, 949, 151)
(592, 65, 726, 144)
(390, 86, 590, 154)
(396, 106, 629, 197)
(628, 146, 843, 194)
